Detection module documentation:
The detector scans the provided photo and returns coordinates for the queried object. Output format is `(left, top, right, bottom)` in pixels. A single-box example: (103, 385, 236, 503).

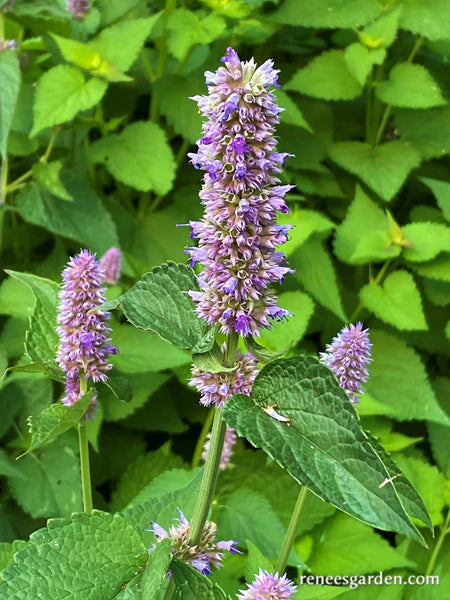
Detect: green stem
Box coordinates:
(374, 36, 423, 146)
(189, 333, 239, 545)
(365, 69, 373, 143)
(40, 127, 58, 164)
(192, 408, 214, 468)
(425, 509, 450, 577)
(78, 376, 93, 513)
(1, 156, 8, 204)
(275, 486, 308, 574)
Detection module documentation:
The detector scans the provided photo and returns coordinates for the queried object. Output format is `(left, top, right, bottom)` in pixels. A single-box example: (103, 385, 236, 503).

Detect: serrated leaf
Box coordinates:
(400, 0, 450, 42)
(167, 9, 226, 60)
(111, 444, 186, 511)
(259, 290, 314, 352)
(89, 16, 160, 71)
(6, 270, 59, 370)
(273, 0, 381, 28)
(32, 65, 107, 136)
(156, 74, 204, 143)
(420, 177, 450, 221)
(171, 560, 230, 600)
(245, 541, 273, 583)
(0, 50, 20, 158)
(360, 7, 401, 49)
(16, 177, 119, 254)
(122, 469, 202, 548)
(110, 262, 212, 352)
(0, 511, 149, 599)
(344, 44, 386, 85)
(217, 488, 302, 566)
(329, 140, 421, 202)
(8, 431, 82, 519)
(286, 50, 361, 100)
(0, 449, 26, 479)
(32, 160, 72, 201)
(280, 209, 335, 256)
(395, 106, 450, 159)
(376, 63, 445, 108)
(89, 121, 175, 195)
(428, 378, 450, 477)
(363, 330, 450, 425)
(360, 270, 427, 331)
(411, 254, 450, 281)
(141, 539, 173, 600)
(275, 89, 312, 132)
(223, 356, 425, 544)
(402, 222, 450, 262)
(292, 238, 346, 320)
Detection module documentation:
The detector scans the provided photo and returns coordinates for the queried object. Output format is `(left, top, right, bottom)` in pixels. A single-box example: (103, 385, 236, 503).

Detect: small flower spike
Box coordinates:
(237, 569, 297, 600)
(56, 250, 118, 406)
(151, 510, 239, 575)
(99, 247, 122, 285)
(202, 426, 237, 470)
(320, 322, 372, 403)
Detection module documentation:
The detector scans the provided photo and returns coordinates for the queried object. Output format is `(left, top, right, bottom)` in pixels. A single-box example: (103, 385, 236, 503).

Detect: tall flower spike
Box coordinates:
(187, 47, 293, 337)
(190, 346, 258, 408)
(151, 510, 239, 575)
(237, 569, 297, 600)
(99, 246, 122, 285)
(202, 426, 237, 470)
(320, 322, 372, 403)
(57, 250, 118, 406)
(67, 0, 90, 19)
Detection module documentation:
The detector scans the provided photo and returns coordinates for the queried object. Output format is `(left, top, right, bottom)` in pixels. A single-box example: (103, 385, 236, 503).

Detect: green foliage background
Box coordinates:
(0, 0, 449, 598)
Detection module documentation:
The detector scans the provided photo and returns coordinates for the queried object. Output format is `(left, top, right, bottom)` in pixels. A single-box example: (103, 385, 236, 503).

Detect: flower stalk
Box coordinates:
(77, 375, 93, 513)
(275, 485, 308, 574)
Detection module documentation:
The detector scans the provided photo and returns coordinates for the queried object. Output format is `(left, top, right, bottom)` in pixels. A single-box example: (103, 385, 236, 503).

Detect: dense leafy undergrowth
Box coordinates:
(0, 0, 449, 599)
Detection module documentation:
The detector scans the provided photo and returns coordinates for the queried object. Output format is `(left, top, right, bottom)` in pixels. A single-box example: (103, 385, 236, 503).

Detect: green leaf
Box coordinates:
(402, 222, 450, 262)
(110, 263, 212, 352)
(51, 34, 130, 82)
(395, 106, 450, 159)
(156, 74, 204, 143)
(420, 177, 450, 221)
(0, 277, 34, 319)
(22, 390, 93, 456)
(89, 121, 175, 195)
(393, 454, 448, 527)
(167, 9, 226, 60)
(360, 270, 427, 331)
(8, 432, 82, 519)
(0, 449, 26, 479)
(344, 44, 386, 86)
(122, 469, 202, 548)
(223, 356, 425, 544)
(428, 378, 450, 477)
(259, 290, 314, 352)
(171, 560, 230, 600)
(111, 323, 190, 374)
(245, 541, 273, 583)
(411, 254, 450, 281)
(286, 50, 361, 100)
(329, 141, 421, 202)
(362, 330, 450, 425)
(273, 0, 381, 28)
(376, 63, 446, 108)
(141, 539, 173, 600)
(0, 511, 149, 599)
(6, 270, 59, 370)
(32, 65, 107, 136)
(400, 0, 450, 42)
(280, 209, 335, 256)
(275, 89, 312, 132)
(111, 444, 186, 511)
(292, 238, 346, 320)
(360, 7, 401, 49)
(217, 488, 302, 566)
(16, 178, 119, 254)
(89, 17, 160, 71)
(308, 513, 414, 576)
(32, 160, 72, 201)
(0, 50, 20, 158)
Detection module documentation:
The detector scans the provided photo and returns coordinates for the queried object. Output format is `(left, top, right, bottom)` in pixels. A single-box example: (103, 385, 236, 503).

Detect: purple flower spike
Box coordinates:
(202, 427, 237, 470)
(320, 322, 372, 404)
(151, 510, 238, 575)
(190, 346, 258, 408)
(67, 0, 90, 19)
(188, 48, 293, 337)
(56, 250, 118, 406)
(99, 247, 122, 285)
(237, 569, 297, 599)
